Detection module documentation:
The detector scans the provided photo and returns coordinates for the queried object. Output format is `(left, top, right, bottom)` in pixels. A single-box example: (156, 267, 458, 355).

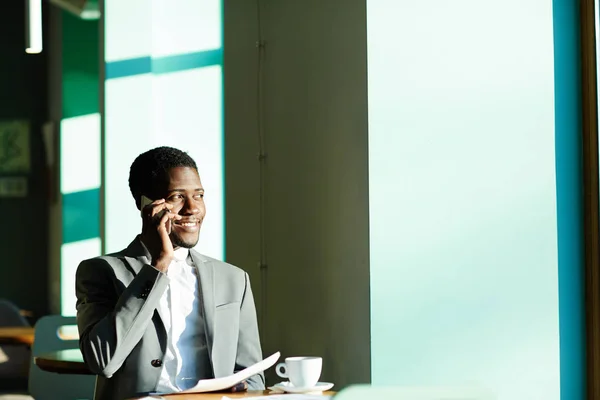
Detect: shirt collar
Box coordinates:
(173, 247, 190, 262)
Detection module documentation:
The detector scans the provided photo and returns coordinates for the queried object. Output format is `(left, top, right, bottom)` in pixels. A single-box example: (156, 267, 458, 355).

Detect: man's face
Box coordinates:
(160, 166, 206, 249)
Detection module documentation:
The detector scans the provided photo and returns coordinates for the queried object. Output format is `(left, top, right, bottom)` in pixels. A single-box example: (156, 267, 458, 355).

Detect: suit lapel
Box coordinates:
(123, 255, 146, 275)
(122, 236, 151, 276)
(191, 251, 216, 372)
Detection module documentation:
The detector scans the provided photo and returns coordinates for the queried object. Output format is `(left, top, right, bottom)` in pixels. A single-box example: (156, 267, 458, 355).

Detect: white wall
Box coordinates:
(224, 0, 371, 387)
(367, 1, 560, 399)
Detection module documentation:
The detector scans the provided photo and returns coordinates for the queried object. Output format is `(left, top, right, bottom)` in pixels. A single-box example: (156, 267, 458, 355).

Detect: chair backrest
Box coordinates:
(0, 299, 29, 327)
(335, 385, 496, 400)
(0, 300, 31, 387)
(28, 316, 96, 400)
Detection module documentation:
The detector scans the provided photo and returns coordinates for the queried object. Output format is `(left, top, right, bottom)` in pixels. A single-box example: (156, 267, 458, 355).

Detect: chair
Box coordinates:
(0, 300, 31, 392)
(27, 316, 95, 400)
(0, 300, 29, 327)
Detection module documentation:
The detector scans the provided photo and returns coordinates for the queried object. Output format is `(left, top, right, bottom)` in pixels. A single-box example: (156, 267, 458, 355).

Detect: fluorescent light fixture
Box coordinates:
(25, 0, 43, 54)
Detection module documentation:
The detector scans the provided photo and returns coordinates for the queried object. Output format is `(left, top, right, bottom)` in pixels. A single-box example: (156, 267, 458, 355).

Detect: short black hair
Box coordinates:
(129, 146, 198, 209)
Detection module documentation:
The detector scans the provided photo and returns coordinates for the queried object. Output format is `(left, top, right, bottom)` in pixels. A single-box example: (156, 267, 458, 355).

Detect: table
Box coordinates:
(133, 390, 335, 399)
(33, 353, 334, 398)
(0, 326, 35, 345)
(34, 348, 91, 375)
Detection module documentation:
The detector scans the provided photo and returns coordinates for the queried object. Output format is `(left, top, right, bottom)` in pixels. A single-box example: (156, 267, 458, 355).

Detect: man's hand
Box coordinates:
(140, 198, 182, 272)
(229, 381, 248, 393)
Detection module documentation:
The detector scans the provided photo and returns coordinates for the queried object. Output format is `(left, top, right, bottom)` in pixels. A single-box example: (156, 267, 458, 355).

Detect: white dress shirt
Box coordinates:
(154, 247, 211, 393)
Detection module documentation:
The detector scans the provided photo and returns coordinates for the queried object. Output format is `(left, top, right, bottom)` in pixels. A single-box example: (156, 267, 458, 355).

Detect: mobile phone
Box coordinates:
(141, 196, 170, 233)
(140, 195, 153, 216)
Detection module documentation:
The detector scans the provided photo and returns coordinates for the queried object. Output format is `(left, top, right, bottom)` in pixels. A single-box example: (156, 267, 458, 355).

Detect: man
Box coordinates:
(75, 147, 264, 400)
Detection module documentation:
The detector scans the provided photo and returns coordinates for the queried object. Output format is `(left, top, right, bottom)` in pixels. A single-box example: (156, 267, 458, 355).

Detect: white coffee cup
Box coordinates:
(275, 356, 322, 388)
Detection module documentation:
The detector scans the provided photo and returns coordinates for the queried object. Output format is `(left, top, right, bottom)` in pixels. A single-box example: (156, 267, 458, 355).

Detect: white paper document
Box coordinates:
(167, 351, 280, 394)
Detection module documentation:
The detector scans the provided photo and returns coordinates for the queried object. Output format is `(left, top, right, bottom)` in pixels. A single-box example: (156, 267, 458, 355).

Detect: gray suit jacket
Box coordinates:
(75, 237, 264, 400)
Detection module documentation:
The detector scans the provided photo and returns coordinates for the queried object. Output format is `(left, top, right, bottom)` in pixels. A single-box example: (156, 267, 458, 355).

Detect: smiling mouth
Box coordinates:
(173, 219, 201, 230)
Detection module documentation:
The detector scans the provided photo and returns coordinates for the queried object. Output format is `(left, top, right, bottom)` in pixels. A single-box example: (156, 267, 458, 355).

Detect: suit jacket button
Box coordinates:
(151, 359, 163, 368)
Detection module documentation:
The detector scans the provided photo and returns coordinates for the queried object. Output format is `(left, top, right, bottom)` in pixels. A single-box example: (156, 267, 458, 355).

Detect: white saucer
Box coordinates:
(270, 381, 334, 394)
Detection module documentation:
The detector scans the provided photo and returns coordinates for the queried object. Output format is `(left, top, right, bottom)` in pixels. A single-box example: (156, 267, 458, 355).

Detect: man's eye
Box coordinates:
(194, 194, 204, 199)
(168, 195, 184, 202)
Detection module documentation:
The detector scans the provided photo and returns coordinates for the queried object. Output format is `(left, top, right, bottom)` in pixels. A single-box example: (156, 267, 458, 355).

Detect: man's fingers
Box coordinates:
(157, 211, 171, 231)
(156, 208, 182, 234)
(230, 381, 248, 392)
(147, 202, 173, 220)
(157, 211, 172, 240)
(142, 200, 163, 216)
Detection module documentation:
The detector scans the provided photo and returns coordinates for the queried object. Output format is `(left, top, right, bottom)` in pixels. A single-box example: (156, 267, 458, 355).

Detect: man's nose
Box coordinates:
(181, 197, 199, 214)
